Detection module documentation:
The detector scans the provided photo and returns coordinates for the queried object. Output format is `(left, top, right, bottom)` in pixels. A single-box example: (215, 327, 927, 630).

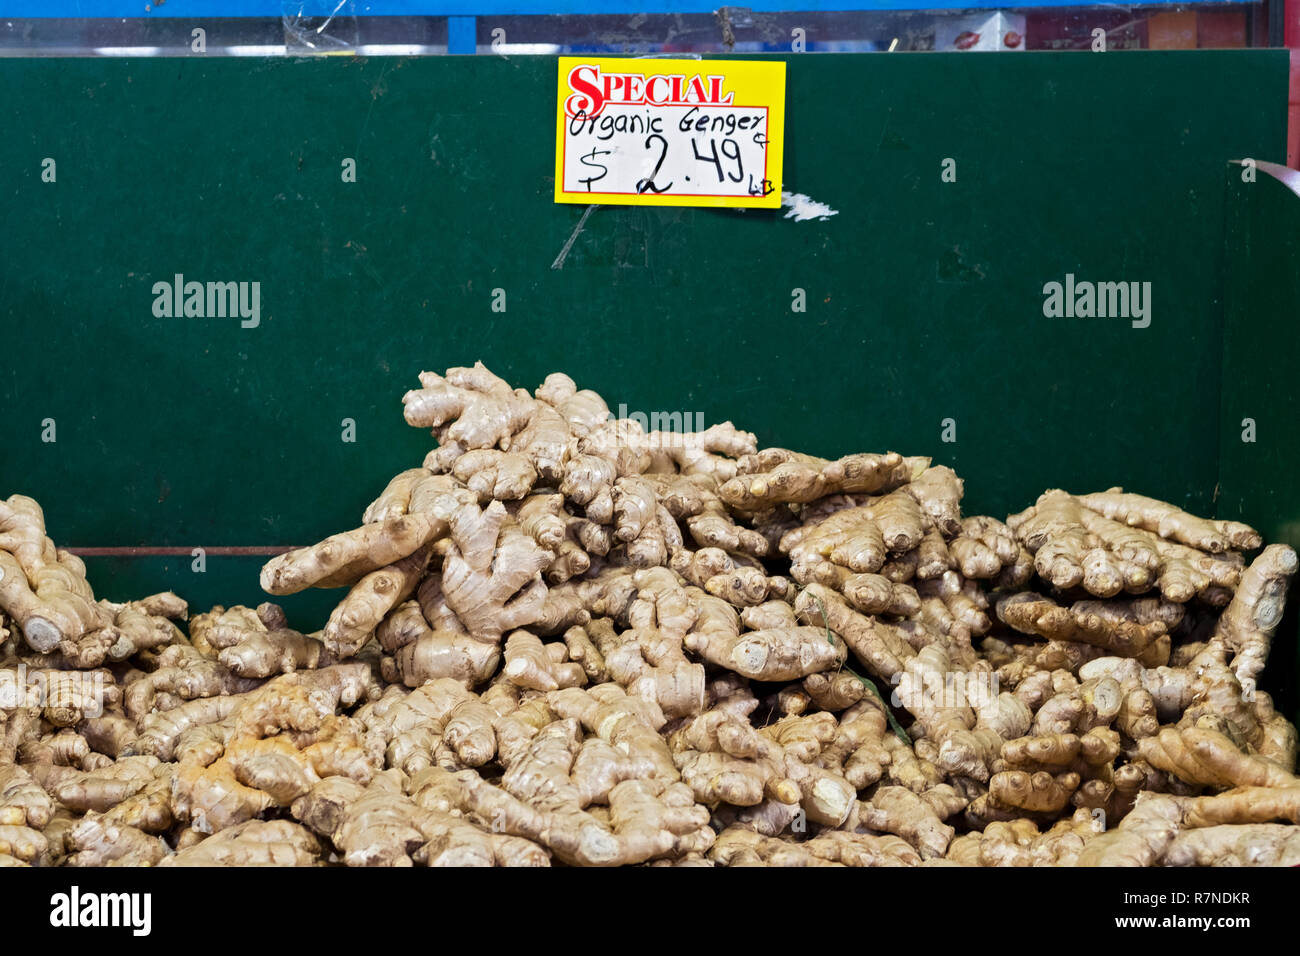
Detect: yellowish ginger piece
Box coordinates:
(949, 810, 1099, 866)
(416, 818, 550, 867)
(892, 644, 1004, 782)
(17, 728, 91, 767)
(1209, 543, 1297, 686)
(714, 796, 802, 837)
(362, 468, 432, 523)
(1076, 489, 1253, 553)
(1137, 725, 1297, 790)
(358, 678, 498, 772)
(440, 501, 550, 642)
(840, 573, 920, 617)
(460, 706, 713, 866)
(670, 547, 774, 607)
(761, 711, 838, 762)
(559, 454, 621, 524)
(510, 493, 568, 553)
(1008, 490, 1141, 596)
(667, 698, 855, 826)
(1075, 508, 1159, 591)
(561, 622, 607, 683)
(129, 695, 240, 762)
(0, 495, 110, 652)
(379, 600, 499, 689)
(817, 697, 893, 789)
(534, 371, 610, 437)
(405, 472, 482, 523)
(1164, 823, 1300, 866)
(916, 528, 956, 581)
(949, 516, 1024, 581)
(609, 475, 657, 543)
(161, 819, 320, 866)
(577, 618, 705, 718)
(608, 418, 756, 481)
(502, 398, 571, 487)
(850, 784, 966, 859)
(903, 465, 963, 537)
(322, 544, 433, 658)
(32, 755, 162, 812)
(447, 449, 536, 502)
(545, 526, 594, 585)
(1145, 539, 1244, 603)
(709, 825, 921, 867)
(0, 822, 47, 862)
(404, 767, 552, 866)
(999, 732, 1084, 771)
(0, 762, 54, 828)
(19, 663, 121, 730)
(302, 772, 429, 867)
(220, 627, 331, 679)
(0, 708, 38, 765)
(1031, 676, 1123, 736)
(502, 629, 585, 691)
(621, 506, 684, 570)
(803, 670, 869, 712)
(260, 513, 445, 595)
(66, 815, 169, 866)
(989, 770, 1081, 814)
(1013, 490, 1245, 602)
(996, 592, 1175, 664)
(720, 449, 917, 511)
(95, 596, 186, 661)
(684, 624, 845, 682)
(227, 663, 375, 740)
(864, 489, 925, 552)
(99, 764, 176, 834)
(402, 362, 534, 450)
(783, 504, 887, 576)
(918, 571, 991, 636)
(1080, 786, 1300, 866)
(1076, 792, 1186, 866)
(34, 807, 77, 867)
(194, 603, 332, 678)
(1251, 692, 1298, 772)
(1171, 661, 1268, 751)
(174, 714, 382, 833)
(534, 575, 594, 633)
(795, 584, 916, 682)
(625, 566, 700, 642)
(678, 486, 771, 559)
(1171, 784, 1300, 827)
(124, 644, 260, 719)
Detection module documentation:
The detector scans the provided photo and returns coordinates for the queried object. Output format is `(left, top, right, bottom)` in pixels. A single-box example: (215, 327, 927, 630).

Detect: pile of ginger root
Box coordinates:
(2, 361, 1299, 867)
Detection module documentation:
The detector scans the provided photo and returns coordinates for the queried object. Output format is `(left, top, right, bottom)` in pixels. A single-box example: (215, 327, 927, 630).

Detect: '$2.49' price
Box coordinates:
(566, 104, 774, 200)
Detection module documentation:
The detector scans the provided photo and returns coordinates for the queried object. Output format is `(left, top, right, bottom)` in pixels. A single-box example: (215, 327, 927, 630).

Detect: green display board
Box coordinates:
(0, 51, 1292, 705)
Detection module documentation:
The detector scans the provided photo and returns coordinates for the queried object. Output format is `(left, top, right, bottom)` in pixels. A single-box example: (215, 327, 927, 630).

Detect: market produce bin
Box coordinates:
(1, 50, 1295, 713)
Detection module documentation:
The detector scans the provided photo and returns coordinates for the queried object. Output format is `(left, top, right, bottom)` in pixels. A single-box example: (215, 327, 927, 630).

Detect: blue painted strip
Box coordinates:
(447, 14, 476, 52)
(0, 0, 1249, 19)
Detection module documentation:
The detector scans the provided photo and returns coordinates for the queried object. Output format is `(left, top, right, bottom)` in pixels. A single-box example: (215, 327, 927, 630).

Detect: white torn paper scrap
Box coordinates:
(781, 191, 839, 222)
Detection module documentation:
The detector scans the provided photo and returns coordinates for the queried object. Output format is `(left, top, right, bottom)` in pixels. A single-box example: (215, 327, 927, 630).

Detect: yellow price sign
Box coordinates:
(554, 57, 786, 209)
